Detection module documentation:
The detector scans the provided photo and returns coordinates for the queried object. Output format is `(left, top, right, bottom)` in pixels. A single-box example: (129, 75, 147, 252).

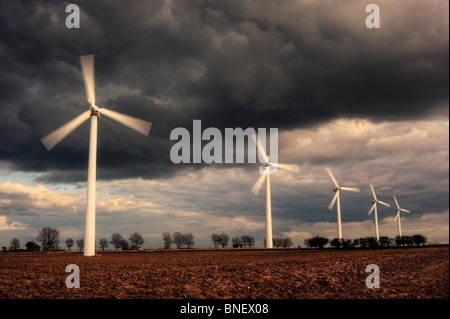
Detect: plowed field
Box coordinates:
(0, 247, 447, 299)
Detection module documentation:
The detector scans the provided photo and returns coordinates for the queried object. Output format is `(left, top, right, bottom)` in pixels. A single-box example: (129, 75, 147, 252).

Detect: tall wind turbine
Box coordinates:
(41, 55, 152, 256)
(326, 167, 360, 240)
(368, 184, 390, 241)
(251, 134, 299, 249)
(393, 195, 410, 237)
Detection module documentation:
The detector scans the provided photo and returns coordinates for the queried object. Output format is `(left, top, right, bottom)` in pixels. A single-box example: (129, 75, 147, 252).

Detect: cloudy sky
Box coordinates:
(0, 0, 448, 249)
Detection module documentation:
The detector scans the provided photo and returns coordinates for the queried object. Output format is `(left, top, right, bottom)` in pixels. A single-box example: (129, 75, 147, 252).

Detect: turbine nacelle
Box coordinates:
(90, 105, 100, 118)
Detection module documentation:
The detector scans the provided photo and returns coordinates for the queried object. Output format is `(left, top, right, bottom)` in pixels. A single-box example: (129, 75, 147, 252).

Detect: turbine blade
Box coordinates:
(328, 191, 339, 210)
(41, 110, 91, 151)
(79, 55, 95, 106)
(378, 200, 391, 208)
(99, 108, 152, 136)
(251, 173, 267, 196)
(393, 195, 400, 209)
(326, 167, 339, 188)
(340, 187, 360, 192)
(250, 133, 269, 163)
(401, 208, 411, 213)
(368, 203, 376, 216)
(272, 163, 299, 173)
(370, 183, 377, 200)
(394, 212, 399, 222)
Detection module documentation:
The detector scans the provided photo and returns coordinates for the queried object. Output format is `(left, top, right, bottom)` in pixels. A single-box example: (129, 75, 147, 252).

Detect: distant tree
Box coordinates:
(211, 233, 220, 248)
(379, 236, 393, 248)
(232, 236, 243, 248)
(129, 232, 144, 248)
(162, 232, 173, 249)
(9, 238, 20, 251)
(396, 235, 414, 247)
(65, 238, 74, 251)
(76, 239, 84, 251)
(412, 234, 427, 246)
(119, 239, 129, 250)
(330, 238, 342, 248)
(331, 238, 351, 249)
(282, 237, 293, 248)
(36, 226, 60, 252)
(110, 233, 123, 250)
(305, 236, 329, 249)
(366, 236, 378, 248)
(342, 239, 351, 249)
(218, 233, 229, 248)
(25, 241, 41, 252)
(99, 238, 109, 250)
(351, 238, 360, 247)
(273, 238, 283, 248)
(241, 235, 255, 248)
(183, 232, 195, 248)
(172, 232, 185, 249)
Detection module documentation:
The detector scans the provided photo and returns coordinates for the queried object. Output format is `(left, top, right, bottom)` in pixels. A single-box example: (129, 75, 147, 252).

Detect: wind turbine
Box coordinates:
(326, 167, 360, 240)
(393, 195, 410, 237)
(41, 55, 152, 257)
(368, 184, 390, 241)
(250, 134, 299, 249)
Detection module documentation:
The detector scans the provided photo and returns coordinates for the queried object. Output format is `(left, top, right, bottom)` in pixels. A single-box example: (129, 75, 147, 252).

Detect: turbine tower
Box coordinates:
(368, 184, 390, 241)
(251, 134, 299, 249)
(393, 195, 410, 237)
(41, 55, 152, 256)
(326, 167, 360, 240)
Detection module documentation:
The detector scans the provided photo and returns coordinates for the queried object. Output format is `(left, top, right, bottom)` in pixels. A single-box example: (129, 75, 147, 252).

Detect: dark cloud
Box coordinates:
(0, 0, 448, 183)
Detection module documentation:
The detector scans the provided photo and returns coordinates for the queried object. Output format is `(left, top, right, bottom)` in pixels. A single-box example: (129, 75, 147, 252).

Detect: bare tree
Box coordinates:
(65, 238, 74, 251)
(162, 232, 173, 249)
(282, 237, 293, 248)
(9, 238, 20, 251)
(172, 232, 184, 249)
(110, 233, 123, 250)
(241, 235, 255, 248)
(119, 239, 129, 250)
(273, 237, 283, 248)
(129, 232, 144, 249)
(76, 239, 84, 251)
(211, 233, 220, 248)
(99, 238, 109, 250)
(218, 233, 229, 248)
(36, 226, 60, 251)
(183, 232, 195, 249)
(232, 236, 243, 248)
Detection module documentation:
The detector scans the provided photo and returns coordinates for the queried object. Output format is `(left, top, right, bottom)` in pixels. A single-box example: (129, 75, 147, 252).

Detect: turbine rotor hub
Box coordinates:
(90, 105, 100, 118)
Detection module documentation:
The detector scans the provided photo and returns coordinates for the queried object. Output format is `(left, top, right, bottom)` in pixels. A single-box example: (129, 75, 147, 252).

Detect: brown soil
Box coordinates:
(0, 247, 448, 299)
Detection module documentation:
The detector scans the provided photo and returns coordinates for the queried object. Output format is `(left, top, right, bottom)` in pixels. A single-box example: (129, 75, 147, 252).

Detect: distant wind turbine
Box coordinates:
(368, 184, 390, 241)
(41, 55, 152, 256)
(251, 134, 299, 249)
(326, 167, 360, 240)
(393, 195, 411, 237)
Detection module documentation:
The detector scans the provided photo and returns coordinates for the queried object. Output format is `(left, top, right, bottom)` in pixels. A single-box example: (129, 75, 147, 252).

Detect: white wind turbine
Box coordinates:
(368, 184, 390, 241)
(326, 167, 360, 240)
(250, 134, 299, 249)
(393, 195, 410, 237)
(41, 55, 152, 257)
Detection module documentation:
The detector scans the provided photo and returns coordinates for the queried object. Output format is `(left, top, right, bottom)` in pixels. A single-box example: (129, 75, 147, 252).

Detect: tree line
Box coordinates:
(1, 226, 430, 253)
(304, 235, 428, 249)
(1, 227, 146, 252)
